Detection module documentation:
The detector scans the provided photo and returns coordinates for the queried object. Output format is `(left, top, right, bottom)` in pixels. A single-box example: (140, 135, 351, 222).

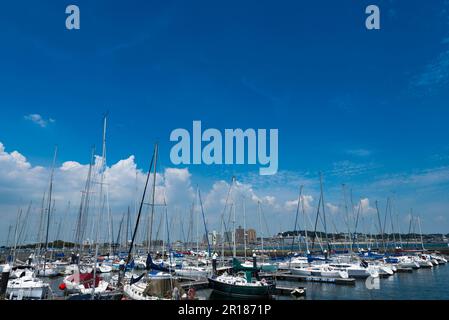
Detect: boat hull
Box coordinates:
(208, 277, 273, 299)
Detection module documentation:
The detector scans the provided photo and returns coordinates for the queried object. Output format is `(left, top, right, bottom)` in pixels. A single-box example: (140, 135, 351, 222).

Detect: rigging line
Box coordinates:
(199, 188, 211, 257)
(148, 143, 159, 253)
(389, 196, 397, 247)
(17, 201, 32, 247)
(126, 147, 155, 265)
(44, 146, 58, 256)
(342, 184, 352, 252)
(290, 186, 303, 263)
(382, 198, 390, 250)
(310, 192, 322, 252)
(352, 199, 362, 249)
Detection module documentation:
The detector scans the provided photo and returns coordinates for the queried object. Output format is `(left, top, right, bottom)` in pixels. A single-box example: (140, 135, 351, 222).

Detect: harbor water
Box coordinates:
(45, 264, 449, 300)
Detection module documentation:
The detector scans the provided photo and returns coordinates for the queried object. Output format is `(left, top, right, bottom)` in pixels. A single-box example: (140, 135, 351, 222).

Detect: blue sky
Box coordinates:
(1, 0, 449, 242)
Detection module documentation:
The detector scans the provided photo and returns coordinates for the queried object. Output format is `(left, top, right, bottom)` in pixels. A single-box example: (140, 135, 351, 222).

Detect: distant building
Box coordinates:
(247, 229, 256, 244)
(236, 226, 245, 244)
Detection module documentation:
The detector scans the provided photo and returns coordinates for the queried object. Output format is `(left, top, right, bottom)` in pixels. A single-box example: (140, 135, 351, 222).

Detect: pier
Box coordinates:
(179, 280, 209, 290)
(261, 272, 356, 285)
(274, 286, 306, 297)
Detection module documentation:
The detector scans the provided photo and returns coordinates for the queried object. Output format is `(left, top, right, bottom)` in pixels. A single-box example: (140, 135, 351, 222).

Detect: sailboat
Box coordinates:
(208, 271, 274, 299)
(208, 178, 274, 299)
(6, 148, 59, 300)
(122, 143, 183, 300)
(175, 187, 212, 279)
(328, 260, 379, 279)
(61, 271, 108, 294)
(34, 147, 59, 278)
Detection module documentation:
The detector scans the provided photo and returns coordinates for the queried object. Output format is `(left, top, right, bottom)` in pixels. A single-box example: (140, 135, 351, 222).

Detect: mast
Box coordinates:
(91, 244, 99, 300)
(397, 213, 403, 248)
(220, 177, 235, 265)
(417, 216, 425, 251)
(389, 197, 397, 248)
(382, 198, 390, 251)
(195, 188, 199, 257)
(125, 207, 130, 251)
(126, 146, 155, 266)
(12, 208, 23, 265)
(406, 209, 413, 249)
(258, 201, 264, 254)
(75, 147, 95, 254)
(352, 198, 362, 250)
(148, 143, 158, 253)
(36, 191, 47, 258)
(198, 188, 211, 257)
(319, 172, 330, 253)
(95, 115, 110, 252)
(243, 197, 247, 260)
(290, 186, 303, 257)
(116, 213, 125, 253)
(300, 189, 310, 254)
(164, 200, 173, 271)
(44, 146, 58, 273)
(342, 184, 352, 252)
(375, 200, 385, 252)
(232, 202, 236, 258)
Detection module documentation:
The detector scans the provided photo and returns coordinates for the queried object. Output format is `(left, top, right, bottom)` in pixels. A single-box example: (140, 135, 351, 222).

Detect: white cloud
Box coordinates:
(326, 203, 339, 215)
(0, 141, 293, 241)
(284, 195, 314, 212)
(354, 198, 377, 216)
(24, 114, 55, 128)
(2, 140, 449, 241)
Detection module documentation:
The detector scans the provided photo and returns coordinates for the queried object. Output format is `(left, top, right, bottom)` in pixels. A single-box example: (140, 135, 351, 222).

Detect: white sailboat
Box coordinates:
(291, 264, 349, 279)
(123, 281, 166, 300)
(175, 265, 210, 278)
(414, 255, 434, 268)
(397, 256, 420, 269)
(277, 256, 309, 270)
(329, 262, 379, 279)
(62, 272, 109, 294)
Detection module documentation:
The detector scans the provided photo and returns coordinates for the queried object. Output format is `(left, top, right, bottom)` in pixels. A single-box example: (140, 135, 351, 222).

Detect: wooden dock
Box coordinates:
(179, 281, 209, 290)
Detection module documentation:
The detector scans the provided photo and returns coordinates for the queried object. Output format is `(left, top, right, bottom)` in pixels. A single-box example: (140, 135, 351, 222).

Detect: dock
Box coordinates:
(179, 280, 209, 290)
(275, 285, 306, 297)
(261, 272, 356, 285)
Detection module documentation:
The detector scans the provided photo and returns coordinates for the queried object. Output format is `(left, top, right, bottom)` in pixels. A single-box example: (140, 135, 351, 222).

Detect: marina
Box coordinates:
(1, 248, 448, 300)
(0, 122, 448, 301)
(1, 2, 449, 317)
